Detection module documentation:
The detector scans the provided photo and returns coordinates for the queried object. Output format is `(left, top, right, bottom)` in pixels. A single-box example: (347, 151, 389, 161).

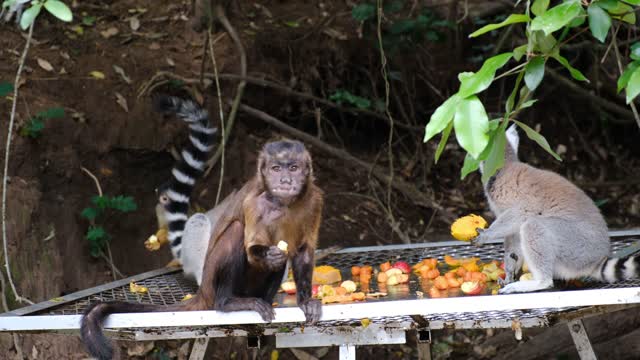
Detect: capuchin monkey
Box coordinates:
(81, 139, 323, 360)
(474, 125, 639, 294)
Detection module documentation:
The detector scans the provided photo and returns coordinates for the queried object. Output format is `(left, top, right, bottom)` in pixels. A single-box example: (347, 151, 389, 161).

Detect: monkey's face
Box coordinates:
(262, 156, 310, 205)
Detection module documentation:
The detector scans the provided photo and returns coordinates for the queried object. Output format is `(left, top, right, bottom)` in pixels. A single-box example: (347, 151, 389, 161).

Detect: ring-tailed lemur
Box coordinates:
(153, 96, 217, 261)
(474, 124, 639, 293)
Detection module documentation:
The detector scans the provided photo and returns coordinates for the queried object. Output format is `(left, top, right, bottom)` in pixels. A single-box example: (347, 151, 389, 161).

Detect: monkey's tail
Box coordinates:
(153, 95, 218, 259)
(594, 255, 640, 283)
(81, 297, 206, 360)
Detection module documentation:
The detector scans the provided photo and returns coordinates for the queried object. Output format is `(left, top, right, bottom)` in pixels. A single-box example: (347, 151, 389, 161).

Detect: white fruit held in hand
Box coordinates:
(277, 240, 288, 253)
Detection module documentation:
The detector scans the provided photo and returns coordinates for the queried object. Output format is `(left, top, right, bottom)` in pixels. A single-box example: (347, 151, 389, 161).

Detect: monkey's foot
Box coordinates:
(498, 279, 553, 294)
(166, 259, 182, 268)
(299, 299, 322, 324)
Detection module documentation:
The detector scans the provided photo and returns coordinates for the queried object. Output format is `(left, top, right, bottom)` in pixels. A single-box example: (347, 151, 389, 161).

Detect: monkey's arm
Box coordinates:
(206, 221, 276, 321)
(243, 194, 287, 272)
(473, 207, 524, 246)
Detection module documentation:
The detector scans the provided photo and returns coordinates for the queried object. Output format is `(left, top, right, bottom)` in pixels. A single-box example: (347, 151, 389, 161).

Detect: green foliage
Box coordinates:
(83, 195, 137, 257)
(19, 107, 64, 138)
(14, 0, 73, 30)
(352, 1, 450, 54)
(81, 15, 96, 26)
(329, 90, 371, 109)
(423, 0, 640, 180)
(0, 82, 13, 97)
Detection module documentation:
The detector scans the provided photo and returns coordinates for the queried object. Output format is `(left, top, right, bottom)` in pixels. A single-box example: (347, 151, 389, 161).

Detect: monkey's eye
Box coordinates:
(160, 195, 169, 203)
(289, 165, 298, 171)
(271, 165, 281, 172)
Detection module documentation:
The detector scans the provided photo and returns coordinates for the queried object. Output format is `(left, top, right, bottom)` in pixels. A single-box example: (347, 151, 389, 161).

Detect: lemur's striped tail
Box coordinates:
(596, 255, 640, 282)
(153, 96, 217, 259)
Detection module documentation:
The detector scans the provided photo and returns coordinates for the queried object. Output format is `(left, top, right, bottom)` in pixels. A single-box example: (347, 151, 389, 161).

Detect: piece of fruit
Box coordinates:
(312, 284, 320, 297)
(522, 262, 529, 273)
(462, 260, 480, 273)
(418, 266, 430, 278)
(520, 272, 534, 281)
(456, 267, 467, 277)
(277, 240, 288, 253)
(387, 275, 399, 286)
(359, 271, 372, 283)
(281, 281, 296, 295)
(313, 265, 342, 284)
(377, 272, 388, 283)
(360, 265, 373, 274)
(351, 292, 366, 301)
(340, 280, 357, 293)
(429, 287, 442, 298)
(444, 271, 456, 280)
(129, 282, 148, 294)
(447, 277, 461, 288)
(434, 276, 449, 290)
(461, 281, 484, 295)
(380, 261, 392, 272)
(426, 268, 440, 280)
(397, 274, 409, 284)
(181, 293, 193, 301)
(450, 214, 488, 241)
(351, 266, 361, 276)
(385, 268, 403, 277)
(444, 255, 460, 267)
(392, 261, 411, 274)
(320, 285, 336, 297)
(335, 286, 348, 295)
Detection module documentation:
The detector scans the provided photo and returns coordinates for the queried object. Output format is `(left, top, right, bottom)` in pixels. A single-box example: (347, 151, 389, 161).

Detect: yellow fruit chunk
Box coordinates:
(129, 282, 148, 294)
(312, 265, 342, 285)
(277, 240, 288, 253)
(145, 228, 169, 251)
(450, 214, 488, 241)
(340, 280, 357, 293)
(182, 293, 193, 301)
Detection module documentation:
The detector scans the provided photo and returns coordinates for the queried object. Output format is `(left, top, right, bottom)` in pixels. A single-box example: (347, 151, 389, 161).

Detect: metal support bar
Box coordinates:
(568, 319, 597, 360)
(275, 324, 406, 348)
(339, 344, 356, 360)
(188, 338, 209, 360)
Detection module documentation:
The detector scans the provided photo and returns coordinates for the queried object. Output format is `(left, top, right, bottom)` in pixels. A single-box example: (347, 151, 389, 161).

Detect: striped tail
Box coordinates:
(153, 96, 217, 259)
(597, 255, 640, 282)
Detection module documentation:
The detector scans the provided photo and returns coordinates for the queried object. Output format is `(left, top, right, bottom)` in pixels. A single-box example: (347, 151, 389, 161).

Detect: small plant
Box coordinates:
(19, 107, 64, 138)
(0, 81, 12, 96)
(5, 0, 74, 29)
(81, 195, 137, 258)
(329, 89, 372, 109)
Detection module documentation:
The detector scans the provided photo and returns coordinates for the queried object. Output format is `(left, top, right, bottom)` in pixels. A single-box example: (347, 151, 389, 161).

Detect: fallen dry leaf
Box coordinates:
(149, 42, 160, 50)
(115, 92, 129, 112)
(113, 65, 132, 84)
(100, 27, 119, 38)
(129, 16, 140, 31)
(90, 71, 105, 79)
(36, 57, 53, 72)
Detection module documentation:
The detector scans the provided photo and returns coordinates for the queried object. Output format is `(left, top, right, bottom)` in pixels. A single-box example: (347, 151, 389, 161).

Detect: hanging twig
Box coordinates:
(2, 21, 35, 306)
(207, 25, 227, 206)
(204, 5, 247, 177)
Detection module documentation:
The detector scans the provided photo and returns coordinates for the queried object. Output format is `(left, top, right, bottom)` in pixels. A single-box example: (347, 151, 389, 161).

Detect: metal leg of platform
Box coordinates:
(339, 344, 356, 360)
(189, 338, 210, 360)
(568, 319, 597, 360)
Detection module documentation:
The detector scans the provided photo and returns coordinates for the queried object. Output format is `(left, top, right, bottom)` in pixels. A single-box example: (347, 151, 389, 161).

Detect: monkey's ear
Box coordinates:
(305, 152, 314, 179)
(257, 152, 266, 175)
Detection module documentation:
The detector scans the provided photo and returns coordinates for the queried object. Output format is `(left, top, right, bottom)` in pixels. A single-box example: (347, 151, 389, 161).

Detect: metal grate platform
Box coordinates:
(1, 230, 639, 345)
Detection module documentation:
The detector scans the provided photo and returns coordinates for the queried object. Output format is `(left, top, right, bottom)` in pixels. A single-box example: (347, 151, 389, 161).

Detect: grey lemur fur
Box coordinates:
(475, 125, 638, 293)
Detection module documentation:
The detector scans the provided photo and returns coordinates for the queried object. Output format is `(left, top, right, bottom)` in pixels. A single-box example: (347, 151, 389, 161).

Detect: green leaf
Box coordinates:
(82, 15, 96, 26)
(481, 127, 506, 183)
(460, 153, 480, 180)
(458, 52, 513, 98)
(108, 195, 137, 212)
(631, 42, 640, 61)
(81, 207, 100, 220)
(86, 226, 109, 258)
(453, 96, 490, 159)
(513, 44, 528, 62)
(531, 0, 550, 16)
(596, 0, 621, 11)
(352, 3, 376, 21)
(20, 3, 42, 30)
(383, 1, 403, 13)
(552, 54, 589, 82)
(520, 99, 538, 109)
(530, 0, 582, 35)
(513, 120, 562, 160)
(92, 195, 110, 209)
(19, 118, 45, 138)
(617, 61, 640, 93)
(532, 31, 558, 54)
(605, 2, 636, 24)
(38, 107, 65, 119)
(43, 0, 73, 22)
(524, 56, 545, 91)
(625, 66, 640, 104)
(468, 14, 530, 38)
(424, 94, 460, 142)
(0, 82, 13, 97)
(457, 72, 474, 83)
(329, 90, 371, 109)
(506, 71, 525, 114)
(434, 120, 453, 163)
(588, 5, 611, 43)
(283, 20, 299, 28)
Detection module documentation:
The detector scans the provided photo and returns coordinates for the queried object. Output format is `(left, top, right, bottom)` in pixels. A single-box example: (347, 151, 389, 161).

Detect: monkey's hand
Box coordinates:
(248, 245, 287, 272)
(298, 298, 322, 324)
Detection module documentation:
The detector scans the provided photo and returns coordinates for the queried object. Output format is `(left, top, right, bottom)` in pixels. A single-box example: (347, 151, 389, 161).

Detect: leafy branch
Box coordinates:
(423, 0, 640, 182)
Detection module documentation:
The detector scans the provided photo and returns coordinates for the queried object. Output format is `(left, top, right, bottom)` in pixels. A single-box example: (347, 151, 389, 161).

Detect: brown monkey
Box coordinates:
(81, 140, 323, 360)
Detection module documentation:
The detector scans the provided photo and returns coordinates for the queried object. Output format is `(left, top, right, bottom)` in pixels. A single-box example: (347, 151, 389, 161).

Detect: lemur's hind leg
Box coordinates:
(179, 213, 212, 285)
(500, 219, 554, 293)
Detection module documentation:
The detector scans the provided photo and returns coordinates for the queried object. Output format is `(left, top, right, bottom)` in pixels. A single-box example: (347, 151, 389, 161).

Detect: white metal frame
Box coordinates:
(1, 229, 639, 360)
